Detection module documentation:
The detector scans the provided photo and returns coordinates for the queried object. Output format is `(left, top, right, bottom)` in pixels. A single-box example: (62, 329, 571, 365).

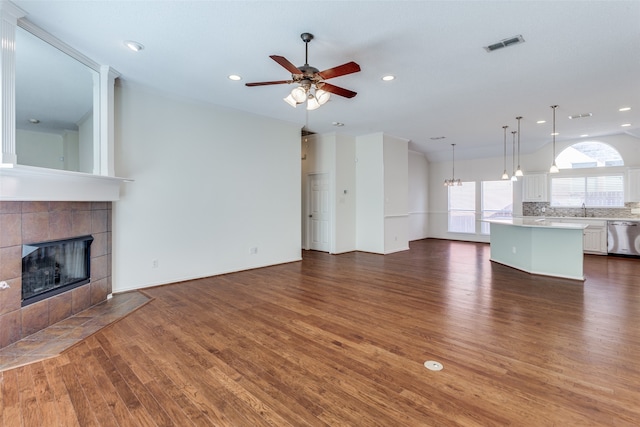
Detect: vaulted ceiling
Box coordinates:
(12, 0, 640, 162)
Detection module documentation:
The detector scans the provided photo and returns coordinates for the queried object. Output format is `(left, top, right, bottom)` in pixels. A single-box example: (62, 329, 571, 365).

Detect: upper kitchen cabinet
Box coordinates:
(522, 174, 548, 202)
(627, 168, 640, 202)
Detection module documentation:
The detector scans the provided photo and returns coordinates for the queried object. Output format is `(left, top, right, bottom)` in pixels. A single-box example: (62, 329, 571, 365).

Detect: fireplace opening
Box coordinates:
(22, 235, 94, 307)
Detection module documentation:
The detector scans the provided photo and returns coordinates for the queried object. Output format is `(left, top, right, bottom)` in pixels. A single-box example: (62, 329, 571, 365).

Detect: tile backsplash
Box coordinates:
(523, 202, 640, 219)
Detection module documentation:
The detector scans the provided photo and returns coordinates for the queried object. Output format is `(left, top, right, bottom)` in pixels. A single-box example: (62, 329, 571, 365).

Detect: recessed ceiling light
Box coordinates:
(536, 120, 546, 124)
(29, 118, 40, 124)
(551, 132, 559, 136)
(621, 123, 631, 127)
(228, 74, 242, 81)
(619, 107, 631, 112)
(332, 122, 344, 127)
(381, 75, 395, 81)
(124, 40, 144, 52)
(580, 134, 589, 137)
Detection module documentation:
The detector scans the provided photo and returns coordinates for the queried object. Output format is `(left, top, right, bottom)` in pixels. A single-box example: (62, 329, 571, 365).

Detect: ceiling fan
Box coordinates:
(245, 32, 361, 110)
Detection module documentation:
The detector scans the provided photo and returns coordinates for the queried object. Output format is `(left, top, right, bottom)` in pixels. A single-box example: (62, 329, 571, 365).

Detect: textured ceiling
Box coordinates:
(12, 0, 640, 162)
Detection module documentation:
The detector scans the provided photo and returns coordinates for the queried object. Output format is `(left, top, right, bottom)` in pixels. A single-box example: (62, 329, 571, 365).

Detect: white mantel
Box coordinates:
(0, 164, 128, 201)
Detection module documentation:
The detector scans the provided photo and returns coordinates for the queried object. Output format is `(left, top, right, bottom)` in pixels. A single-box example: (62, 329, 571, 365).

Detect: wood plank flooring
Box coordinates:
(1, 238, 639, 426)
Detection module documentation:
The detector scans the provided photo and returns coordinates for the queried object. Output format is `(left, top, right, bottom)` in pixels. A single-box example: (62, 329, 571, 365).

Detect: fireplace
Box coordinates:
(22, 235, 94, 307)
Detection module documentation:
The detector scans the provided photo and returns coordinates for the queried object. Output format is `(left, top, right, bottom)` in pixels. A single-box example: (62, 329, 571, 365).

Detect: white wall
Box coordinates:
(355, 133, 385, 252)
(408, 150, 429, 240)
(62, 130, 79, 171)
(519, 133, 640, 171)
(334, 133, 356, 253)
(112, 83, 301, 292)
(77, 112, 93, 173)
(16, 129, 64, 169)
(428, 133, 640, 242)
(383, 134, 409, 253)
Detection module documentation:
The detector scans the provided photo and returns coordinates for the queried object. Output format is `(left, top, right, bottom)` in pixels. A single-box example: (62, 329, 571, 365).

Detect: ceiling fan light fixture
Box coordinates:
(315, 89, 331, 105)
(291, 86, 307, 103)
(245, 32, 360, 109)
(306, 96, 321, 111)
(283, 94, 298, 108)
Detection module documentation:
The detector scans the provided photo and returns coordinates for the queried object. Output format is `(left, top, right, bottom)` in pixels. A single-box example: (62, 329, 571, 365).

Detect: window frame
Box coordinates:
(480, 180, 513, 235)
(447, 181, 477, 234)
(549, 167, 626, 208)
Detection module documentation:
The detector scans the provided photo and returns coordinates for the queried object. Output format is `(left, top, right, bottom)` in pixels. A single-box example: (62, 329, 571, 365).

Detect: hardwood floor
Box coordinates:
(1, 238, 639, 426)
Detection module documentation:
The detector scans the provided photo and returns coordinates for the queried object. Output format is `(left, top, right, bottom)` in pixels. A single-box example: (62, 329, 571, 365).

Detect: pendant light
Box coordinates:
(549, 105, 559, 173)
(501, 125, 509, 180)
(515, 116, 523, 177)
(510, 131, 518, 181)
(444, 143, 462, 186)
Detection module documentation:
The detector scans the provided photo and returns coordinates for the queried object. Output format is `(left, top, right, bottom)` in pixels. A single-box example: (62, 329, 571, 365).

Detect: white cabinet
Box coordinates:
(557, 218, 607, 254)
(522, 174, 548, 202)
(627, 168, 640, 202)
(583, 226, 607, 254)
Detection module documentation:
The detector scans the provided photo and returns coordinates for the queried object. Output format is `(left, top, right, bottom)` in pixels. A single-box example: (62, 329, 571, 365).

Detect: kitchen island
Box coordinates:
(484, 218, 588, 281)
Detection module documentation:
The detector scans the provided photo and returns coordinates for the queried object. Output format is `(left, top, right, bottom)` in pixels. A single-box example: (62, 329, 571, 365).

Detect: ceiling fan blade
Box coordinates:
(318, 61, 361, 80)
(320, 83, 357, 99)
(270, 55, 302, 75)
(245, 80, 292, 87)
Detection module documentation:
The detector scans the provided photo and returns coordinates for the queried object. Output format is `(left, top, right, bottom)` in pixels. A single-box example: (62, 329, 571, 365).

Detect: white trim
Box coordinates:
(0, 1, 23, 166)
(17, 18, 101, 72)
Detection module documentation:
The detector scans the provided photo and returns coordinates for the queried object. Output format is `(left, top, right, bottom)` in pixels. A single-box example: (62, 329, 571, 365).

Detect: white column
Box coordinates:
(0, 1, 25, 166)
(98, 65, 119, 176)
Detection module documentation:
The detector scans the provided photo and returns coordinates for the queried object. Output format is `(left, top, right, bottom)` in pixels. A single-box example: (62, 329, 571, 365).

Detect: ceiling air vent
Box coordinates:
(568, 113, 593, 119)
(484, 35, 525, 52)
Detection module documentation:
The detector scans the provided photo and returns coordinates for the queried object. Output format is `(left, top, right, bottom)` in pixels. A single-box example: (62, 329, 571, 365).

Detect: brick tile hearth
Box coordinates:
(0, 291, 151, 372)
(0, 201, 112, 349)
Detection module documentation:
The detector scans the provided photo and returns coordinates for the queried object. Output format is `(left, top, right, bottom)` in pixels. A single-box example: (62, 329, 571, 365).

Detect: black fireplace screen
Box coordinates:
(22, 235, 93, 306)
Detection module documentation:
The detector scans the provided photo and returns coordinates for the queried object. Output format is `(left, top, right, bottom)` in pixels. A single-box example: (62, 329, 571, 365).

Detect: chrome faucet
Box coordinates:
(582, 203, 586, 217)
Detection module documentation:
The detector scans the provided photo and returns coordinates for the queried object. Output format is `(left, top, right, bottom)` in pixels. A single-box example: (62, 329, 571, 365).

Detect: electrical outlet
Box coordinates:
(512, 246, 517, 254)
(152, 259, 159, 268)
(250, 247, 258, 254)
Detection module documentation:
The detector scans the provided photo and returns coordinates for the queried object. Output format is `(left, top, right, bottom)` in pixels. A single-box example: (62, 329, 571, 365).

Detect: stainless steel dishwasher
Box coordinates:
(607, 221, 640, 256)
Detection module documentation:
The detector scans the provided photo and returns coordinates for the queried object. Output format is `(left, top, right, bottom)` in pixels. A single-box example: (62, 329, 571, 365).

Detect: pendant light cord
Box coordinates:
(451, 143, 455, 180)
(516, 116, 522, 171)
(503, 125, 508, 174)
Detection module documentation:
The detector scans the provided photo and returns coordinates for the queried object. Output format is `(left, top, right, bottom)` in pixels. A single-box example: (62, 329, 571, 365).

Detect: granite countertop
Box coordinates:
(484, 218, 589, 229)
(524, 216, 640, 222)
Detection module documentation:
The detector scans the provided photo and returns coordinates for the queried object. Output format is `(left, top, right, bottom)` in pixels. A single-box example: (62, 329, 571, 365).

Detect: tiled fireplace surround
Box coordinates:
(0, 201, 111, 349)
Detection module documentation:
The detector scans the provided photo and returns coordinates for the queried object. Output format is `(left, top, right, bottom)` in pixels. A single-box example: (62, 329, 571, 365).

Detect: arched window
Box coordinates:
(549, 141, 625, 207)
(556, 141, 624, 169)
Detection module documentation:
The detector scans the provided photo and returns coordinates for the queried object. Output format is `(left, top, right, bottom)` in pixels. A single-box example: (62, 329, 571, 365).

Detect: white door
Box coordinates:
(308, 173, 330, 252)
